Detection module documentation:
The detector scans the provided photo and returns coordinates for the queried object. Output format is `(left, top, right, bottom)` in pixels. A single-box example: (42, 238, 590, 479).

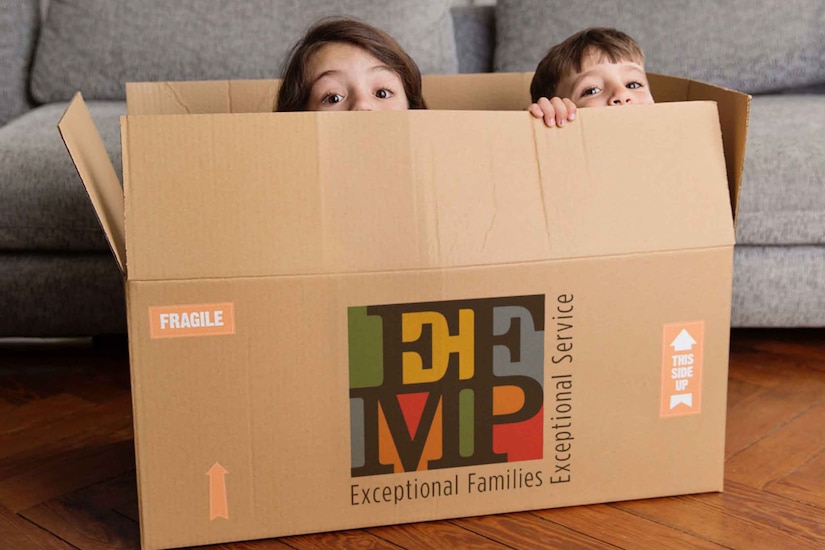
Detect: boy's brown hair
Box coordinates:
(529, 27, 645, 103)
(276, 17, 426, 112)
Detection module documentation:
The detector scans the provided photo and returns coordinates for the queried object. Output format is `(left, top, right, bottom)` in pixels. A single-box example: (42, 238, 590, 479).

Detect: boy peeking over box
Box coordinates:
(529, 27, 655, 127)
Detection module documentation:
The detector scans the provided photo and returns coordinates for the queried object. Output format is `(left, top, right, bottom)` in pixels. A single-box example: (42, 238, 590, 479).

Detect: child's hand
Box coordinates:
(528, 97, 577, 128)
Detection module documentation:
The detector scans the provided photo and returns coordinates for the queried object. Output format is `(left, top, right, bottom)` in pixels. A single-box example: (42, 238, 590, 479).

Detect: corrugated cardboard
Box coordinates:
(59, 72, 750, 550)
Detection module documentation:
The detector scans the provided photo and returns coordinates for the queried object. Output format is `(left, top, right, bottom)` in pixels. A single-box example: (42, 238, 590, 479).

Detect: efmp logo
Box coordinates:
(348, 295, 544, 477)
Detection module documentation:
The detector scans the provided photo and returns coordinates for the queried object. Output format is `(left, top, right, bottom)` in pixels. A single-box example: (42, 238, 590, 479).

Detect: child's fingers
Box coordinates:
(549, 97, 569, 126)
(562, 98, 578, 121)
(528, 103, 545, 120)
(536, 97, 557, 127)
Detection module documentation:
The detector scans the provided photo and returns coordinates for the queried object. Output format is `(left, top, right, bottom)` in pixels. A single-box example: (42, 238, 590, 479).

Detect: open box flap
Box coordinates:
(648, 73, 751, 225)
(124, 72, 749, 228)
(126, 80, 281, 115)
(58, 93, 126, 275)
(121, 103, 732, 282)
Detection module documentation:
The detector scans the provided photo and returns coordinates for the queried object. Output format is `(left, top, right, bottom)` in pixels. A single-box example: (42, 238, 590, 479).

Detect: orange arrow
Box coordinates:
(207, 462, 229, 520)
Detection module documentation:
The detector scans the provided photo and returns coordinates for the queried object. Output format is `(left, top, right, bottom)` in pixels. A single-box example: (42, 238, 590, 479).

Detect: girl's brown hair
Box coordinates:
(276, 18, 427, 111)
(530, 27, 645, 102)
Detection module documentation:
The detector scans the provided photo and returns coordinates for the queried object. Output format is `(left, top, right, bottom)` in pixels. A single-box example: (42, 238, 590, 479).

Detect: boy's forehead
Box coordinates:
(581, 47, 643, 69)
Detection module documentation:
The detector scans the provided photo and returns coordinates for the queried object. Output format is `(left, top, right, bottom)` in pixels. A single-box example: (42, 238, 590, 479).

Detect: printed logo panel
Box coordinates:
(149, 302, 236, 339)
(349, 295, 545, 477)
(660, 321, 704, 417)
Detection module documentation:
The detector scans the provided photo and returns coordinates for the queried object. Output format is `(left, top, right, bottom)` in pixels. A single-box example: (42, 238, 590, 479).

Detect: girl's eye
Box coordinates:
(375, 88, 393, 99)
(582, 87, 600, 97)
(323, 93, 344, 104)
(627, 81, 643, 89)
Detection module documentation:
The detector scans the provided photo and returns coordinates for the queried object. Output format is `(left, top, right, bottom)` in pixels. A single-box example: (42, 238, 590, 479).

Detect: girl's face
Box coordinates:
(304, 42, 409, 111)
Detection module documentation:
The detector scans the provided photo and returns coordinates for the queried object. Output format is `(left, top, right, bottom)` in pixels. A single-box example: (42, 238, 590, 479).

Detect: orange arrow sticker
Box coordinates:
(660, 321, 704, 418)
(207, 462, 229, 521)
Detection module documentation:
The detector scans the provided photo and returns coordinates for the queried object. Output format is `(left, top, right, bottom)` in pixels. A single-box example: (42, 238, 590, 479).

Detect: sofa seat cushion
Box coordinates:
(0, 101, 124, 251)
(737, 95, 825, 246)
(31, 0, 458, 103)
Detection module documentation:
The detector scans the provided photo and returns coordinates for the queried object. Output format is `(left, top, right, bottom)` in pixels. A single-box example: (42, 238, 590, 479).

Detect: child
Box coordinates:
(276, 18, 426, 112)
(528, 27, 655, 128)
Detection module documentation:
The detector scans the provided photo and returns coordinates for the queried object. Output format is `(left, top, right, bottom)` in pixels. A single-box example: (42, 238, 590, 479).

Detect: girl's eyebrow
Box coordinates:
(310, 64, 394, 87)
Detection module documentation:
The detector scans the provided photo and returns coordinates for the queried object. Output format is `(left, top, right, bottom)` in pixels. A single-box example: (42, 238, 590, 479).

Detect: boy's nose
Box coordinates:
(609, 89, 632, 106)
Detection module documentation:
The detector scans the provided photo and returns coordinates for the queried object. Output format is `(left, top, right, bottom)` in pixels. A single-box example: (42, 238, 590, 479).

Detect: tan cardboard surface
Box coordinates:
(128, 246, 731, 549)
(59, 72, 745, 550)
(58, 93, 127, 274)
(121, 102, 731, 281)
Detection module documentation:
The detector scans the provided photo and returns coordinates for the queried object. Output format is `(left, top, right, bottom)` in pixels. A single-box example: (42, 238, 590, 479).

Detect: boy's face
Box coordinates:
(305, 43, 409, 111)
(556, 49, 654, 108)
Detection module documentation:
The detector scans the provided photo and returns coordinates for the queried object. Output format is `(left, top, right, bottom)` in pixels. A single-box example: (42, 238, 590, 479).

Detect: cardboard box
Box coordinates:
(59, 72, 750, 550)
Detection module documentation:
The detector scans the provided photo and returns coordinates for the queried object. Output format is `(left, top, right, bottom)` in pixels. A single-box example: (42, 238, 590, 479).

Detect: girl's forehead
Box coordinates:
(308, 43, 376, 73)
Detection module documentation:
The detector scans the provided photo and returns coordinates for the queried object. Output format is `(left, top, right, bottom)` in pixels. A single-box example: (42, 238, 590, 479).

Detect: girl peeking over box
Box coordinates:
(276, 18, 426, 112)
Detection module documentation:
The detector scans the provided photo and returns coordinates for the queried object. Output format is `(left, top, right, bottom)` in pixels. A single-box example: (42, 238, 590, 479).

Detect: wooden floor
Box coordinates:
(1, 329, 824, 549)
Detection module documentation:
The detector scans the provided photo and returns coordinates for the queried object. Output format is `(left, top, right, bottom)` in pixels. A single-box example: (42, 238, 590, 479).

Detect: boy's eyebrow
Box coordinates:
(568, 63, 647, 89)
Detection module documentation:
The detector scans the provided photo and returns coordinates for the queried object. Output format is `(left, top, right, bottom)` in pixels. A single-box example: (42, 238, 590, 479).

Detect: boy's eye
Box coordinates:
(582, 87, 600, 97)
(627, 81, 643, 89)
(375, 88, 393, 99)
(322, 93, 344, 104)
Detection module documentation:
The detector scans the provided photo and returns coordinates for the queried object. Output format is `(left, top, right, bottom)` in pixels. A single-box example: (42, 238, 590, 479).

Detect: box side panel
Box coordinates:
(647, 73, 691, 103)
(422, 72, 533, 110)
(229, 80, 281, 113)
(129, 246, 732, 549)
(127, 81, 232, 115)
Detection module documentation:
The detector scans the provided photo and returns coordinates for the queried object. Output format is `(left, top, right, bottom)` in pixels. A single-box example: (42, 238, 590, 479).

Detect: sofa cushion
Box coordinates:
(0, 0, 40, 125)
(0, 101, 124, 251)
(736, 95, 825, 246)
(494, 0, 825, 95)
(30, 0, 458, 104)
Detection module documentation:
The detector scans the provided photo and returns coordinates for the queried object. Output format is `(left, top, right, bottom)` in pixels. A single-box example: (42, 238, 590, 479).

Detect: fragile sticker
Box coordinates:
(149, 302, 236, 339)
(660, 321, 703, 417)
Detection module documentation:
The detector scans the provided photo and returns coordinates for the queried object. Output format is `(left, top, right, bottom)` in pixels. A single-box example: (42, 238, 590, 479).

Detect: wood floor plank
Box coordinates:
(615, 483, 825, 549)
(0, 504, 75, 550)
(765, 448, 825, 509)
(279, 529, 402, 549)
(21, 494, 140, 550)
(0, 393, 91, 435)
(534, 503, 728, 549)
(732, 330, 825, 370)
(725, 368, 825, 458)
(452, 511, 612, 549)
(726, 401, 825, 489)
(196, 540, 293, 549)
(368, 520, 508, 549)
(0, 437, 135, 512)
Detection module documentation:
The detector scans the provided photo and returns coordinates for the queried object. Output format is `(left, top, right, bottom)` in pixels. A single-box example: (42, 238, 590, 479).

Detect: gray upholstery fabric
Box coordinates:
(0, 252, 125, 336)
(30, 0, 458, 103)
(737, 96, 825, 246)
(495, 0, 825, 95)
(0, 101, 124, 251)
(732, 246, 825, 327)
(0, 0, 39, 125)
(451, 5, 495, 74)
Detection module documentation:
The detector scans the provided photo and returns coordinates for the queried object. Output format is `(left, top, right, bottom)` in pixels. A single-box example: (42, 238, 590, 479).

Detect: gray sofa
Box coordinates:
(1, 0, 824, 337)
